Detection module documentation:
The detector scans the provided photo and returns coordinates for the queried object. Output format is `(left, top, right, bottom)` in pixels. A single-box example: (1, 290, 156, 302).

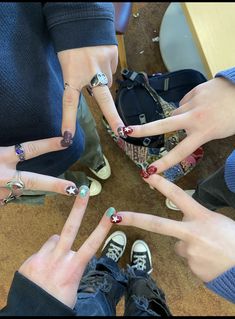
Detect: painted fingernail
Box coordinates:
(105, 207, 116, 217)
(66, 185, 79, 196)
(123, 126, 133, 135)
(140, 169, 149, 179)
(79, 185, 89, 198)
(61, 131, 73, 147)
(146, 165, 157, 175)
(111, 214, 122, 224)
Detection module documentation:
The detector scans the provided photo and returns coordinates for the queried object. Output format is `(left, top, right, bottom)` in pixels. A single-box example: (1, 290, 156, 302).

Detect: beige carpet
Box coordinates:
(0, 3, 235, 316)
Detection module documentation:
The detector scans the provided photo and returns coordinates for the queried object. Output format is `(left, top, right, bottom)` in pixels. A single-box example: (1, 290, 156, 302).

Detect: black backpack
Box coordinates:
(114, 68, 207, 147)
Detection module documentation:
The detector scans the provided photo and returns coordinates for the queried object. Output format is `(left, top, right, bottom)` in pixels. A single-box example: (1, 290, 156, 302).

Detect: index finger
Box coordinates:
(117, 211, 189, 241)
(129, 113, 189, 138)
(92, 85, 124, 135)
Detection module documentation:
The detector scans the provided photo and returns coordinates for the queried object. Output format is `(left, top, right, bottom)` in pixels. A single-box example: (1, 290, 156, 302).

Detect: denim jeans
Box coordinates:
(193, 165, 235, 211)
(75, 256, 172, 316)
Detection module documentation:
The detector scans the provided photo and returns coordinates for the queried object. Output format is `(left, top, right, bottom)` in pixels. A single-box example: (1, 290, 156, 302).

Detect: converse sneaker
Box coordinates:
(101, 231, 127, 263)
(89, 155, 111, 180)
(165, 189, 195, 211)
(87, 177, 102, 196)
(130, 240, 153, 274)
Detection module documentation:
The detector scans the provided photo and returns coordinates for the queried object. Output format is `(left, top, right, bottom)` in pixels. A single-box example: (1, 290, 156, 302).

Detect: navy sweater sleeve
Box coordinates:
(42, 2, 118, 52)
(0, 272, 76, 316)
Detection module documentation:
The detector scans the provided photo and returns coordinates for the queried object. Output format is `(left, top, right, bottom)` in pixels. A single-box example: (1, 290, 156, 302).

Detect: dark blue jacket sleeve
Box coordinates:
(42, 2, 118, 52)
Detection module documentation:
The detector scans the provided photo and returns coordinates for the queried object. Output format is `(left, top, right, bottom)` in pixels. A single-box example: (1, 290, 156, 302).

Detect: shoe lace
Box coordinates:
(106, 243, 122, 262)
(132, 254, 146, 271)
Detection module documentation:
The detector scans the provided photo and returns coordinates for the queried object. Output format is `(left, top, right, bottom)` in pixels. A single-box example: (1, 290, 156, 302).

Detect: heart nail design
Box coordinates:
(140, 169, 149, 179)
(146, 165, 157, 175)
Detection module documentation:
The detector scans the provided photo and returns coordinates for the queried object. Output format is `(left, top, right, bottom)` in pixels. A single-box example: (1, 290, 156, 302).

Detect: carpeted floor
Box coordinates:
(0, 3, 235, 316)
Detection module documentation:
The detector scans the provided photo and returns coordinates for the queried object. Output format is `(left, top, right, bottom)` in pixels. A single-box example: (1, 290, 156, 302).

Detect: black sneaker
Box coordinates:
(101, 231, 127, 263)
(130, 240, 153, 274)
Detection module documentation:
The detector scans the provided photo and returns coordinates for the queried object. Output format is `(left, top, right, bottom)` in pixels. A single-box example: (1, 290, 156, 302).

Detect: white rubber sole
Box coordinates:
(165, 189, 195, 210)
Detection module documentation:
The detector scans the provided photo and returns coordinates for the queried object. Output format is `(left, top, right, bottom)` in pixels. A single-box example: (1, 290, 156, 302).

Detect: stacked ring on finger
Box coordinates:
(15, 143, 25, 162)
(0, 171, 25, 206)
(87, 72, 108, 96)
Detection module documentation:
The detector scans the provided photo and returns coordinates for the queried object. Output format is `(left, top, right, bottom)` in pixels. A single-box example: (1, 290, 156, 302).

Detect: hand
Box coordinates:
(0, 137, 79, 204)
(19, 188, 112, 308)
(128, 77, 235, 173)
(118, 173, 235, 282)
(58, 45, 124, 137)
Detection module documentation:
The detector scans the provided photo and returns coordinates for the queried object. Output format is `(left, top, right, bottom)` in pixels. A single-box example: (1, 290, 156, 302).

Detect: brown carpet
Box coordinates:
(0, 3, 235, 316)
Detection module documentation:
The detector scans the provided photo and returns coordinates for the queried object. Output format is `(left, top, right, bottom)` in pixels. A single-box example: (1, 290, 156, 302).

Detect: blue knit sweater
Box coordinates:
(204, 68, 235, 303)
(0, 2, 117, 177)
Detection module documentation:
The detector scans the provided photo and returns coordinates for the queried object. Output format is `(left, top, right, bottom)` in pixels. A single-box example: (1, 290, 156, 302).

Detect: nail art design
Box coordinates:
(105, 207, 116, 217)
(117, 126, 133, 139)
(61, 131, 73, 147)
(79, 185, 89, 198)
(140, 169, 149, 179)
(66, 185, 79, 196)
(111, 214, 122, 224)
(146, 165, 157, 175)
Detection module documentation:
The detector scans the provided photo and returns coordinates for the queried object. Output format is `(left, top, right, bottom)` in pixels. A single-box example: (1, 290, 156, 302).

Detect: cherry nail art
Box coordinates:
(146, 165, 157, 175)
(61, 131, 73, 147)
(140, 169, 149, 179)
(111, 214, 122, 224)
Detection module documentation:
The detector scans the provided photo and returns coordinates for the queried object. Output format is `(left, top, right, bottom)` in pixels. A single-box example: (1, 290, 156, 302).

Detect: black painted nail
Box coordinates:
(66, 185, 79, 196)
(61, 131, 73, 147)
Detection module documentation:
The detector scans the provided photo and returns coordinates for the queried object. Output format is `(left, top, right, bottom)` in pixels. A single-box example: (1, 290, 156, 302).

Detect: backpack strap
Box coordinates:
(121, 69, 164, 119)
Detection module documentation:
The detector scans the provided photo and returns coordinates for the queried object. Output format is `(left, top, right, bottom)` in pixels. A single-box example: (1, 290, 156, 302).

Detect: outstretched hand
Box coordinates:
(58, 45, 124, 137)
(128, 77, 235, 173)
(118, 173, 235, 282)
(19, 188, 112, 309)
(0, 137, 80, 204)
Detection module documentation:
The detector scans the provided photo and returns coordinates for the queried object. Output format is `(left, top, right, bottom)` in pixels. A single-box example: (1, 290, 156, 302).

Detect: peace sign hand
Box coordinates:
(18, 187, 112, 309)
(128, 77, 235, 173)
(118, 173, 235, 282)
(0, 137, 80, 204)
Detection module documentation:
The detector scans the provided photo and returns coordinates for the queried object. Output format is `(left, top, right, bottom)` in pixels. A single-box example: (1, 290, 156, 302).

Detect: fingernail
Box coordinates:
(146, 165, 157, 175)
(61, 131, 73, 147)
(140, 169, 149, 179)
(105, 207, 116, 217)
(117, 126, 127, 139)
(66, 185, 79, 196)
(111, 214, 122, 224)
(123, 126, 133, 135)
(79, 185, 89, 198)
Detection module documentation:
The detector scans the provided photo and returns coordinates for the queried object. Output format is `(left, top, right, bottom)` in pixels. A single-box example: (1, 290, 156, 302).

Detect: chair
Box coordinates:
(113, 3, 133, 70)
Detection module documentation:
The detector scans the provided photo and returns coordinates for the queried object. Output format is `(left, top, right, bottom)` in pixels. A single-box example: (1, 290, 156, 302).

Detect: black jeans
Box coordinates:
(193, 165, 235, 211)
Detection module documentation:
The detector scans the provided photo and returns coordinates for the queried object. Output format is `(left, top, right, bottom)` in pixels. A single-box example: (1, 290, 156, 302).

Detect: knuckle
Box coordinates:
(23, 142, 39, 158)
(24, 176, 38, 190)
(63, 91, 77, 108)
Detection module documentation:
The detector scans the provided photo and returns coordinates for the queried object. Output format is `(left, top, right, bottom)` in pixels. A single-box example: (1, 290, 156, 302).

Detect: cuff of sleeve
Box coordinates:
(225, 150, 235, 192)
(49, 18, 117, 53)
(215, 67, 235, 84)
(205, 267, 235, 304)
(5, 271, 76, 316)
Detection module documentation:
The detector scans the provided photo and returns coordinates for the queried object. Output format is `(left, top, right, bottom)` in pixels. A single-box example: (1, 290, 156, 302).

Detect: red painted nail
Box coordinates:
(146, 165, 157, 175)
(140, 169, 149, 179)
(123, 126, 133, 135)
(111, 214, 122, 224)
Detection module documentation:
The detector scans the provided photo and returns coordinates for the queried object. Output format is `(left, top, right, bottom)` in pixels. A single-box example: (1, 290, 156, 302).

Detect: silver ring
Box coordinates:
(89, 72, 108, 89)
(0, 171, 25, 206)
(15, 143, 25, 162)
(64, 82, 81, 93)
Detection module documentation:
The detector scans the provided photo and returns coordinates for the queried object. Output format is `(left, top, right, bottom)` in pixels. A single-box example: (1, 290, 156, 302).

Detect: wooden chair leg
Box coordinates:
(117, 34, 128, 70)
